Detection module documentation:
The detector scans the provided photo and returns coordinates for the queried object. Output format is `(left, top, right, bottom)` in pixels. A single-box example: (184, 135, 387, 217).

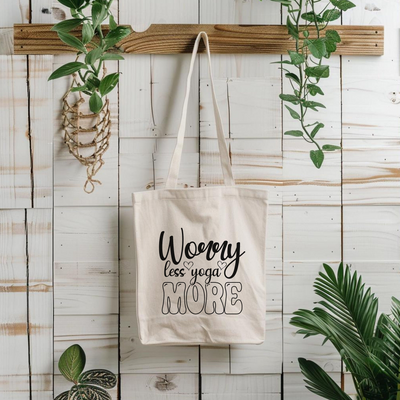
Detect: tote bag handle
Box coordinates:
(165, 31, 235, 189)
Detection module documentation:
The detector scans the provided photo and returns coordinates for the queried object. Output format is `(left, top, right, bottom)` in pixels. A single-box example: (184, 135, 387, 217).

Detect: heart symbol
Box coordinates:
(217, 261, 227, 270)
(183, 261, 194, 270)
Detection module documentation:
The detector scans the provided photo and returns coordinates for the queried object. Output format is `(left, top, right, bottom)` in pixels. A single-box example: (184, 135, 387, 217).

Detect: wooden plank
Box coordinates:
(0, 56, 31, 208)
(283, 139, 342, 206)
(54, 261, 118, 315)
(230, 313, 282, 374)
(202, 375, 281, 400)
(29, 55, 53, 208)
(0, 210, 30, 397)
(26, 209, 53, 399)
(283, 206, 341, 262)
(121, 373, 198, 399)
(343, 139, 400, 205)
(14, 24, 384, 55)
(343, 205, 400, 261)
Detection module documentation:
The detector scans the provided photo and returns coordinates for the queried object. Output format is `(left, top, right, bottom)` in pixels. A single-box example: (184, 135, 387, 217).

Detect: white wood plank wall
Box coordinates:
(0, 0, 398, 399)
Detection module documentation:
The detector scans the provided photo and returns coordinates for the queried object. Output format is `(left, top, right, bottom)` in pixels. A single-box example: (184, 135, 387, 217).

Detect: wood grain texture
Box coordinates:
(14, 23, 384, 55)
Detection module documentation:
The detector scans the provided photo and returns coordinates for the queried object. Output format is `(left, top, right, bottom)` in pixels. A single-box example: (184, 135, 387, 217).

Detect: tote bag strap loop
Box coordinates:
(165, 31, 235, 189)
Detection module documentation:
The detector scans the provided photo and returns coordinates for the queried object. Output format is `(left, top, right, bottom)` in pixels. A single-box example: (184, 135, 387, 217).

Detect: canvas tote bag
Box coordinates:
(132, 31, 269, 345)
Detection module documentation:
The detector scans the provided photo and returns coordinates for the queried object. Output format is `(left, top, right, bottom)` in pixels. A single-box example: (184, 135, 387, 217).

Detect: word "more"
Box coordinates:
(161, 281, 243, 315)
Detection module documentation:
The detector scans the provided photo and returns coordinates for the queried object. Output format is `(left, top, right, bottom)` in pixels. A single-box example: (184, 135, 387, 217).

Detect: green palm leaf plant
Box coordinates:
(291, 263, 400, 400)
(55, 344, 117, 400)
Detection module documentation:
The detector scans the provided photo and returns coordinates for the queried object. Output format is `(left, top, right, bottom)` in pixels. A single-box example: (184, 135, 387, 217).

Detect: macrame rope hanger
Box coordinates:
(61, 62, 111, 194)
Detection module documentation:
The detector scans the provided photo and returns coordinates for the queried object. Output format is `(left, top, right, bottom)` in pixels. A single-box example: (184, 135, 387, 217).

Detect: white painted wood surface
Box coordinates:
(0, 0, 399, 398)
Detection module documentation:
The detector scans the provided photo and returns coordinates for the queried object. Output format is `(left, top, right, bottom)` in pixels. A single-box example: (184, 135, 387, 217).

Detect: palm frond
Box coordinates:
(298, 358, 352, 400)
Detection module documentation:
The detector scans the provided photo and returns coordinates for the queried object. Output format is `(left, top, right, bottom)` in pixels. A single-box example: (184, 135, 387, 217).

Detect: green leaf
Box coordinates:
(286, 16, 299, 39)
(58, 0, 85, 8)
(48, 62, 88, 80)
(330, 0, 356, 10)
(99, 73, 120, 96)
(57, 32, 87, 54)
(324, 39, 337, 54)
(303, 100, 326, 110)
(81, 23, 94, 45)
(54, 391, 70, 400)
(311, 123, 324, 138)
(280, 94, 300, 104)
(104, 26, 131, 49)
(68, 385, 112, 400)
(301, 11, 324, 23)
(78, 369, 117, 389)
(87, 76, 101, 89)
(100, 53, 125, 61)
(307, 84, 324, 96)
(322, 8, 341, 22)
(85, 47, 103, 66)
(71, 85, 88, 92)
(109, 14, 118, 31)
(285, 105, 300, 120)
(310, 149, 324, 168)
(288, 50, 305, 65)
(305, 39, 326, 59)
(284, 130, 303, 137)
(285, 72, 301, 85)
(89, 92, 103, 113)
(299, 358, 352, 400)
(92, 2, 108, 29)
(303, 30, 309, 38)
(326, 30, 341, 43)
(51, 19, 83, 33)
(58, 344, 86, 383)
(305, 65, 330, 78)
(322, 144, 341, 151)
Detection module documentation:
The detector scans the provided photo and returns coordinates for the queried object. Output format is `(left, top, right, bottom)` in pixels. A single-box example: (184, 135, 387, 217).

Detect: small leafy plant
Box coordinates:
(55, 344, 117, 400)
(291, 263, 400, 400)
(267, 0, 355, 168)
(48, 0, 131, 113)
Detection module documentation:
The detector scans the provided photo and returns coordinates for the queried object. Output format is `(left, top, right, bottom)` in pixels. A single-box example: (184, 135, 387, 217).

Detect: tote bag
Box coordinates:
(132, 32, 269, 345)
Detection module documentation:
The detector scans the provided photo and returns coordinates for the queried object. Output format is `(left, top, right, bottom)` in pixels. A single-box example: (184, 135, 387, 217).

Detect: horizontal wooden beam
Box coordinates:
(14, 23, 384, 56)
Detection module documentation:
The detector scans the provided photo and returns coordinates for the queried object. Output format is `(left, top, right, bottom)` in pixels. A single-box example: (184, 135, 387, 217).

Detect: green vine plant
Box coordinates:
(266, 0, 356, 168)
(55, 344, 117, 400)
(48, 0, 131, 113)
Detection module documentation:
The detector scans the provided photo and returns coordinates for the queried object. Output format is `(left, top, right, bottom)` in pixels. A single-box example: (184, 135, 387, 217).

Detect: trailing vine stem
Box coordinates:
(48, 0, 131, 114)
(265, 0, 356, 168)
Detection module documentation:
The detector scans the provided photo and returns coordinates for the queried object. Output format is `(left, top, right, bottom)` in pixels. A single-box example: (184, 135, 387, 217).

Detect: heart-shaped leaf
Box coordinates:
(58, 344, 86, 383)
(99, 73, 120, 96)
(89, 92, 103, 114)
(104, 26, 131, 49)
(305, 65, 330, 78)
(78, 369, 117, 389)
(305, 39, 326, 59)
(310, 149, 325, 168)
(48, 62, 88, 81)
(288, 50, 305, 65)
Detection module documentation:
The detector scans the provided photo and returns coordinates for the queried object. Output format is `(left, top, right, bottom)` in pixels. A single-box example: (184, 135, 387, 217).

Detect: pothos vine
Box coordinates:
(266, 0, 356, 168)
